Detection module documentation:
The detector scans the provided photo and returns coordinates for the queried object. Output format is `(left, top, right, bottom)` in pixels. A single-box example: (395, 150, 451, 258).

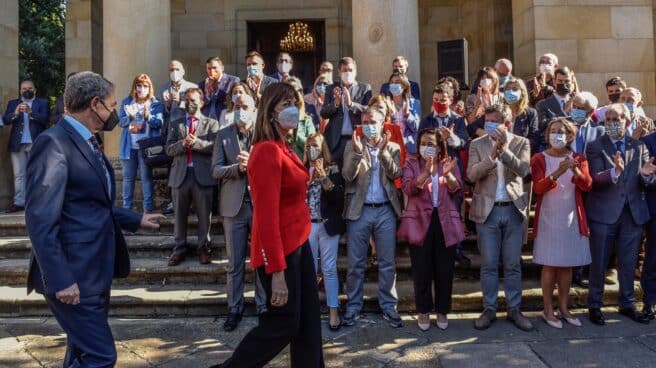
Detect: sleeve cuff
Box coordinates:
(448, 134, 461, 147)
(610, 167, 619, 183)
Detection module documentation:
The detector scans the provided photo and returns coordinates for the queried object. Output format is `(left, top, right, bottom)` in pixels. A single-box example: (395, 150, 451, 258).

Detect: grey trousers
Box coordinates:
(223, 201, 267, 315)
(10, 143, 31, 206)
(345, 204, 398, 314)
(171, 168, 213, 255)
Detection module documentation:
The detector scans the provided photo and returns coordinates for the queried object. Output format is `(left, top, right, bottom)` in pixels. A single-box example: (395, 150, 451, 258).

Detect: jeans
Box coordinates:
(476, 204, 525, 312)
(121, 148, 153, 211)
(10, 143, 31, 206)
(309, 222, 340, 308)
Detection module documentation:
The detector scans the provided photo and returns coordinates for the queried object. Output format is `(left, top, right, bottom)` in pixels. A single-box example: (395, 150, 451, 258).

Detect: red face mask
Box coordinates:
(433, 101, 449, 114)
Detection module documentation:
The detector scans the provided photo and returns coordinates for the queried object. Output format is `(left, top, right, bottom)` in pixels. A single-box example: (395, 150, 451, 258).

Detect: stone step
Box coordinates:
(0, 278, 637, 317)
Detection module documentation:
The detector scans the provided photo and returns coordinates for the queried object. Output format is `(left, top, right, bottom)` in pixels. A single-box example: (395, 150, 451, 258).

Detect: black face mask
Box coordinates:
(609, 93, 621, 103)
(186, 101, 200, 115)
(556, 83, 572, 96)
(393, 67, 405, 75)
(22, 90, 35, 100)
(95, 101, 119, 131)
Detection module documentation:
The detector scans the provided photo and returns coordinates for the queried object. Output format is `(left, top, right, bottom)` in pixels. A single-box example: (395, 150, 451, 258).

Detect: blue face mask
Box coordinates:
(625, 103, 635, 113)
(276, 106, 300, 130)
(316, 83, 326, 95)
(389, 83, 403, 97)
(362, 123, 380, 139)
(570, 108, 588, 123)
(247, 65, 260, 77)
(504, 89, 521, 104)
(484, 121, 500, 136)
(499, 75, 509, 88)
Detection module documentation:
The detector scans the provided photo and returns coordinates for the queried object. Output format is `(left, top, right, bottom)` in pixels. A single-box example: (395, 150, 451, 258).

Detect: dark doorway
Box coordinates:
(247, 20, 326, 93)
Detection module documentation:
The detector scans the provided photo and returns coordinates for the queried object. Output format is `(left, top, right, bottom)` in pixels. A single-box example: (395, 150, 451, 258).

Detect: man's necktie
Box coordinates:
(89, 135, 110, 193)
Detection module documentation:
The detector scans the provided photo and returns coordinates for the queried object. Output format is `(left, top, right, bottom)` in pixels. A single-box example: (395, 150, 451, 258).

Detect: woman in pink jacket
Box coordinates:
(398, 128, 465, 331)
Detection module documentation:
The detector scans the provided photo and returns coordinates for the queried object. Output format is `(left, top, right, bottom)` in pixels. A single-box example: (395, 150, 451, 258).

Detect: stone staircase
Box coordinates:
(0, 161, 639, 317)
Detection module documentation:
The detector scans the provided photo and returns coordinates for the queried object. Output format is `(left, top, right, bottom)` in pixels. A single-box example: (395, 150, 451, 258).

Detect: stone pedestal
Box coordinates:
(512, 0, 656, 115)
(0, 0, 19, 207)
(102, 0, 171, 159)
(351, 0, 421, 96)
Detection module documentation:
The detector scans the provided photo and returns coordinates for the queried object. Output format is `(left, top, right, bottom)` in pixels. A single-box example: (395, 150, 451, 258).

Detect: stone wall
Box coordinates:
(0, 0, 18, 207)
(512, 0, 656, 116)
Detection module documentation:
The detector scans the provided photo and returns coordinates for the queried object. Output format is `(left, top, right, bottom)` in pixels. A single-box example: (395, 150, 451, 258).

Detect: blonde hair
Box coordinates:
(303, 133, 332, 166)
(545, 118, 577, 150)
(130, 74, 155, 101)
(503, 77, 529, 115)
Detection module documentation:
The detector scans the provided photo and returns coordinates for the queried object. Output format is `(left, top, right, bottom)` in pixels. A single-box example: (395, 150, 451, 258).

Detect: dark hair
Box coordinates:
(417, 128, 448, 160)
(185, 87, 205, 102)
(555, 66, 572, 79)
(606, 76, 626, 89)
(225, 81, 253, 111)
(245, 50, 264, 63)
(433, 82, 454, 98)
(438, 76, 461, 101)
(205, 56, 223, 65)
(338, 57, 356, 70)
(253, 83, 299, 144)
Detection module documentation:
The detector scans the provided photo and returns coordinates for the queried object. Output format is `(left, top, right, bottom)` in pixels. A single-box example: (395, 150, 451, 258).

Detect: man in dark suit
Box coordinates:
(379, 56, 420, 100)
(244, 50, 278, 104)
(198, 57, 239, 120)
(640, 132, 656, 319)
(2, 79, 50, 213)
(166, 88, 220, 266)
(585, 103, 655, 326)
(25, 71, 162, 367)
(536, 66, 575, 151)
(212, 94, 266, 331)
(320, 57, 372, 166)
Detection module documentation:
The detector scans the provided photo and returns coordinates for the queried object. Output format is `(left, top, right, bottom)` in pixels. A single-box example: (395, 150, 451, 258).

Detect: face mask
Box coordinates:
(186, 100, 200, 115)
(498, 75, 509, 88)
(247, 65, 260, 77)
(96, 101, 119, 132)
(22, 90, 35, 100)
(504, 89, 521, 104)
(605, 120, 624, 140)
(433, 101, 449, 114)
(136, 86, 149, 99)
(484, 121, 500, 136)
(570, 108, 588, 123)
(234, 109, 253, 126)
(231, 94, 240, 103)
(341, 71, 355, 85)
(393, 67, 406, 75)
(419, 145, 436, 160)
(480, 78, 493, 90)
(308, 146, 322, 161)
(170, 70, 183, 83)
(608, 92, 620, 103)
(276, 106, 299, 130)
(278, 62, 292, 74)
(556, 83, 571, 96)
(362, 123, 380, 139)
(549, 133, 568, 149)
(539, 64, 554, 75)
(625, 103, 635, 114)
(389, 83, 403, 96)
(316, 83, 326, 95)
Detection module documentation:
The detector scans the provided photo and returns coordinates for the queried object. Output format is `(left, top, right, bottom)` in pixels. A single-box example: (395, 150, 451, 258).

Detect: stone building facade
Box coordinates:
(0, 0, 655, 206)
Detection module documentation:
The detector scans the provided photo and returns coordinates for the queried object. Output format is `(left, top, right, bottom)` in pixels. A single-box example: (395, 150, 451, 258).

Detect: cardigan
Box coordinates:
(531, 152, 592, 239)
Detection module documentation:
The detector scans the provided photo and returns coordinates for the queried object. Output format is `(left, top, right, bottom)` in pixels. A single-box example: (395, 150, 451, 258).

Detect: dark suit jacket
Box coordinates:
(25, 119, 141, 297)
(418, 111, 468, 149)
(642, 132, 656, 216)
(313, 163, 346, 236)
(572, 120, 605, 154)
(320, 81, 372, 153)
(198, 73, 240, 118)
(536, 94, 566, 132)
(511, 107, 541, 154)
(259, 75, 278, 95)
(380, 80, 421, 100)
(51, 96, 65, 126)
(585, 134, 652, 225)
(212, 124, 250, 218)
(166, 114, 219, 188)
(3, 97, 50, 152)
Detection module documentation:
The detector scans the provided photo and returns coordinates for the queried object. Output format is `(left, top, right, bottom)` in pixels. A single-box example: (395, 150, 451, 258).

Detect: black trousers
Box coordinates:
(409, 209, 456, 314)
(219, 242, 325, 368)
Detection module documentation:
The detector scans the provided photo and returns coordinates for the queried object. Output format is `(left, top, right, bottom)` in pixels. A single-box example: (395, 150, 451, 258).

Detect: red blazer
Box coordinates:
(356, 121, 405, 188)
(248, 139, 311, 274)
(531, 152, 592, 239)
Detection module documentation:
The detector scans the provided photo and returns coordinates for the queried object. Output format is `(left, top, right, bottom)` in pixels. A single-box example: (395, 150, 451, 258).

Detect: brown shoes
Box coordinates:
(199, 249, 212, 265)
(6, 204, 24, 213)
(168, 254, 185, 266)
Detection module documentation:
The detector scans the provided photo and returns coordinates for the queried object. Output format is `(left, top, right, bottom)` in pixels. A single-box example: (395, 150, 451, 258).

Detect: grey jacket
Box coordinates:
(212, 123, 251, 218)
(166, 114, 219, 188)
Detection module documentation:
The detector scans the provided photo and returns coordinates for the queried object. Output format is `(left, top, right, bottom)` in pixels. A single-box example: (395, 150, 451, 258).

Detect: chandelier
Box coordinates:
(280, 21, 316, 52)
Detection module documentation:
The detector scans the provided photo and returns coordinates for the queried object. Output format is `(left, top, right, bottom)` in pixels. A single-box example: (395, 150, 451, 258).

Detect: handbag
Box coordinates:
(138, 122, 172, 168)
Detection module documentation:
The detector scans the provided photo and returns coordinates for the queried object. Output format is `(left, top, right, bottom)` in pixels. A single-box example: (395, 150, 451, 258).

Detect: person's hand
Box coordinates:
(125, 104, 137, 119)
(333, 87, 342, 107)
(14, 104, 23, 115)
(270, 271, 288, 307)
(140, 213, 165, 230)
(443, 156, 457, 174)
(171, 92, 180, 104)
(163, 90, 172, 104)
(641, 157, 656, 176)
(537, 73, 547, 89)
(352, 130, 362, 154)
(183, 133, 196, 148)
(343, 87, 352, 108)
(377, 130, 391, 150)
(237, 151, 249, 172)
(129, 123, 142, 134)
(554, 157, 575, 177)
(614, 151, 625, 176)
(438, 126, 453, 141)
(493, 127, 508, 149)
(563, 99, 574, 114)
(56, 283, 80, 305)
(313, 158, 326, 178)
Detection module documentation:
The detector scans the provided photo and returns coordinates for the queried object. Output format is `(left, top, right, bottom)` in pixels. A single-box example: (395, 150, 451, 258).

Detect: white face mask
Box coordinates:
(170, 70, 183, 83)
(549, 133, 568, 149)
(419, 145, 437, 160)
(480, 78, 493, 90)
(341, 71, 356, 85)
(136, 86, 149, 99)
(539, 63, 555, 75)
(308, 146, 322, 161)
(278, 62, 292, 74)
(234, 108, 254, 126)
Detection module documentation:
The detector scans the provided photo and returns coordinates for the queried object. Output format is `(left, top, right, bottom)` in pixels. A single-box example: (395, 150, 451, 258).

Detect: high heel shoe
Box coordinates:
(542, 312, 563, 329)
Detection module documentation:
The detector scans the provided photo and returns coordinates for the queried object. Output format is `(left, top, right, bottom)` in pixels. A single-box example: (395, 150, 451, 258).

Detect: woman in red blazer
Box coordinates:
(211, 83, 324, 368)
(531, 118, 593, 329)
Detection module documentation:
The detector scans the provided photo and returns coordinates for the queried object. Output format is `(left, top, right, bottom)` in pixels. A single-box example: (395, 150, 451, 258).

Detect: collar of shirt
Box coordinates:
(432, 111, 451, 120)
(610, 136, 626, 145)
(554, 94, 569, 107)
(21, 97, 35, 106)
(63, 115, 93, 141)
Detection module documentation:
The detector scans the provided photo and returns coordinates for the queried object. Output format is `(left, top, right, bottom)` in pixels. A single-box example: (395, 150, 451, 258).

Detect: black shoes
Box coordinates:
(223, 313, 242, 332)
(589, 308, 605, 325)
(619, 307, 651, 324)
(455, 252, 471, 268)
(643, 304, 655, 321)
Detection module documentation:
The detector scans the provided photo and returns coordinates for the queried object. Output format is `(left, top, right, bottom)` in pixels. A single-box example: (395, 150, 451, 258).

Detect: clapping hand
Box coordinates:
(342, 87, 352, 107)
(438, 126, 453, 141)
(352, 131, 363, 154)
(443, 156, 457, 174)
(183, 133, 196, 148)
(641, 157, 656, 177)
(377, 130, 391, 150)
(237, 151, 249, 173)
(423, 156, 435, 175)
(312, 158, 326, 179)
(333, 87, 342, 107)
(614, 151, 625, 176)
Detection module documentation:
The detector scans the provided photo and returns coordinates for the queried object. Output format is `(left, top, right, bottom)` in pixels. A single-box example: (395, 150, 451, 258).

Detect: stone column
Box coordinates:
(0, 0, 19, 207)
(66, 0, 103, 74)
(512, 0, 655, 115)
(102, 0, 171, 159)
(351, 0, 421, 94)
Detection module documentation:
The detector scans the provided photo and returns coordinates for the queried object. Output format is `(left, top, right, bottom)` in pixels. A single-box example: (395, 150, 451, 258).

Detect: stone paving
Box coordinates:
(2, 310, 656, 367)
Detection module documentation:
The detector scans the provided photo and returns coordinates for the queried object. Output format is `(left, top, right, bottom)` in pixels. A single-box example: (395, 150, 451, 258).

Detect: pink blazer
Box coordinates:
(398, 155, 465, 247)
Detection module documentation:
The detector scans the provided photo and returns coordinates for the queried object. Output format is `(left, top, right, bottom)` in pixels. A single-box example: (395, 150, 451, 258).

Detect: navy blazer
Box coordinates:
(512, 107, 541, 154)
(25, 119, 141, 297)
(380, 80, 421, 100)
(320, 81, 372, 153)
(418, 111, 468, 150)
(198, 73, 240, 119)
(2, 97, 50, 152)
(643, 132, 656, 216)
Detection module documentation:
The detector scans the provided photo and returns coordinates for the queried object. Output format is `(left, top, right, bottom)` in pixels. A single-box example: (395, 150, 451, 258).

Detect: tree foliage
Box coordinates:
(19, 0, 66, 105)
